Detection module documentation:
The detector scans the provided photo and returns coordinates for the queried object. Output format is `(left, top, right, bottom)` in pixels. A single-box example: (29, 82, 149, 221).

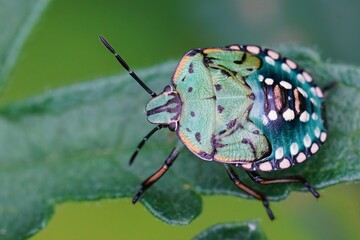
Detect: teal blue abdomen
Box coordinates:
(245, 47, 326, 171)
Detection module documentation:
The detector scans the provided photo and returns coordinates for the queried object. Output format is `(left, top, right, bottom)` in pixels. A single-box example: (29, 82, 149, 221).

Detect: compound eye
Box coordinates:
(163, 85, 173, 93)
(168, 122, 178, 131)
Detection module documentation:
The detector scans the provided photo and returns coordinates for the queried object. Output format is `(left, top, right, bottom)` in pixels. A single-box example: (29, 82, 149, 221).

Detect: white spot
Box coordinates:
(268, 110, 278, 121)
(316, 87, 324, 98)
(310, 98, 318, 106)
(300, 111, 310, 122)
(280, 80, 292, 89)
(297, 87, 308, 98)
(296, 152, 307, 163)
(283, 109, 295, 121)
(290, 142, 299, 155)
(286, 59, 297, 69)
(310, 143, 319, 154)
(303, 71, 313, 82)
(267, 50, 280, 59)
(314, 127, 321, 138)
(265, 78, 274, 85)
(229, 45, 240, 50)
(320, 132, 327, 143)
(248, 223, 256, 231)
(279, 158, 291, 169)
(268, 94, 273, 99)
(312, 113, 319, 120)
(275, 147, 284, 159)
(310, 87, 316, 95)
(288, 96, 292, 100)
(303, 134, 312, 148)
(297, 74, 305, 84)
(262, 115, 269, 125)
(265, 56, 275, 66)
(241, 162, 252, 170)
(281, 63, 291, 73)
(246, 45, 260, 54)
(259, 162, 273, 171)
(258, 75, 264, 82)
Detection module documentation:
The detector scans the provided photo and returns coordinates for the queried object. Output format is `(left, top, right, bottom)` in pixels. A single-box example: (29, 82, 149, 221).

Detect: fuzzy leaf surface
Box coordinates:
(193, 221, 266, 240)
(0, 0, 50, 86)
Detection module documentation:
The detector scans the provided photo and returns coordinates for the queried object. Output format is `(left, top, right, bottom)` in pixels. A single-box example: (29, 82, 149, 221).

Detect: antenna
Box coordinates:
(99, 35, 157, 97)
(129, 125, 164, 165)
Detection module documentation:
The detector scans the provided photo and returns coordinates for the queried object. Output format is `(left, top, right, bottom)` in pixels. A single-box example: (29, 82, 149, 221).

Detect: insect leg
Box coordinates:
(246, 171, 320, 198)
(322, 81, 337, 94)
(224, 164, 275, 220)
(132, 145, 182, 204)
(129, 125, 164, 165)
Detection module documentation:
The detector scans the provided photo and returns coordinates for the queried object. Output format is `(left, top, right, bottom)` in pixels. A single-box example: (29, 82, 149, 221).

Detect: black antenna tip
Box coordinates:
(99, 35, 115, 54)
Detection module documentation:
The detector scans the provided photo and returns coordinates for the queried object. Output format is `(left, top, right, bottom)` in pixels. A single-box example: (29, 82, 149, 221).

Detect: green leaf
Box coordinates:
(192, 221, 266, 240)
(0, 47, 359, 239)
(0, 0, 50, 87)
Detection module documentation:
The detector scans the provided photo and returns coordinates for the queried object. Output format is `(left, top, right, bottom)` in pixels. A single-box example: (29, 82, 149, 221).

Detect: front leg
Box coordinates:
(132, 144, 182, 203)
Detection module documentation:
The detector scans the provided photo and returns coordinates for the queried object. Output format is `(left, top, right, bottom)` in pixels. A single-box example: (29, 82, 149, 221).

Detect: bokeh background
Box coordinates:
(1, 0, 359, 239)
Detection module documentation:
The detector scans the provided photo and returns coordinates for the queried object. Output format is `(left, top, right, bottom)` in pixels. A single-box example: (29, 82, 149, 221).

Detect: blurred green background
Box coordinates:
(1, 0, 359, 239)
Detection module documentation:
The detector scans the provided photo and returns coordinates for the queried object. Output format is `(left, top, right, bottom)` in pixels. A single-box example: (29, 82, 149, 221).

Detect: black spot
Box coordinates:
(212, 96, 217, 100)
(220, 69, 231, 77)
(188, 87, 193, 92)
(227, 119, 237, 129)
(188, 49, 202, 56)
(190, 111, 195, 117)
(248, 93, 255, 100)
(217, 105, 224, 113)
(186, 128, 192, 132)
(242, 138, 257, 158)
(233, 53, 247, 64)
(198, 151, 213, 160)
(203, 57, 215, 66)
(219, 129, 226, 135)
(188, 63, 194, 73)
(195, 132, 201, 143)
(215, 84, 222, 91)
(211, 134, 226, 148)
(253, 130, 260, 134)
(246, 68, 254, 71)
(181, 77, 185, 82)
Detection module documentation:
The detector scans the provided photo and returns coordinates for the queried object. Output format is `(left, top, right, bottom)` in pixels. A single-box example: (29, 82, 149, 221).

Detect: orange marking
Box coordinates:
(293, 88, 301, 114)
(178, 131, 201, 154)
(203, 48, 224, 54)
(173, 55, 191, 82)
(274, 84, 283, 111)
(145, 166, 168, 184)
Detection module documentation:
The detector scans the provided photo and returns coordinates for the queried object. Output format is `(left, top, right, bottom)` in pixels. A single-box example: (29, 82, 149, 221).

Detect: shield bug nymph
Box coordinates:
(99, 35, 328, 220)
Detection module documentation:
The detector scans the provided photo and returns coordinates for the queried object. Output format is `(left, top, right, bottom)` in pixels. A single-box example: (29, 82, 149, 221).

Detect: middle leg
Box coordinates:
(224, 164, 275, 220)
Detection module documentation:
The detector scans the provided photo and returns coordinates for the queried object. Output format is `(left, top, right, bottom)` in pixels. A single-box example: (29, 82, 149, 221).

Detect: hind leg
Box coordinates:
(246, 171, 319, 198)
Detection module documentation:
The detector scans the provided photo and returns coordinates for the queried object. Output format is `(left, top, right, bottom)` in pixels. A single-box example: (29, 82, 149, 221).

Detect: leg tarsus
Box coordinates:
(304, 181, 320, 198)
(262, 199, 275, 220)
(323, 81, 337, 93)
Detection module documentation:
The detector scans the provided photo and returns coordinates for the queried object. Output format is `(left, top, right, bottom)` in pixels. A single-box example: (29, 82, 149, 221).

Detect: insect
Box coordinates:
(99, 36, 328, 220)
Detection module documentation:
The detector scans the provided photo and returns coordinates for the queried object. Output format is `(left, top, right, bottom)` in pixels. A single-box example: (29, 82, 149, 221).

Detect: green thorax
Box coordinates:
(170, 48, 270, 162)
(145, 85, 182, 127)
